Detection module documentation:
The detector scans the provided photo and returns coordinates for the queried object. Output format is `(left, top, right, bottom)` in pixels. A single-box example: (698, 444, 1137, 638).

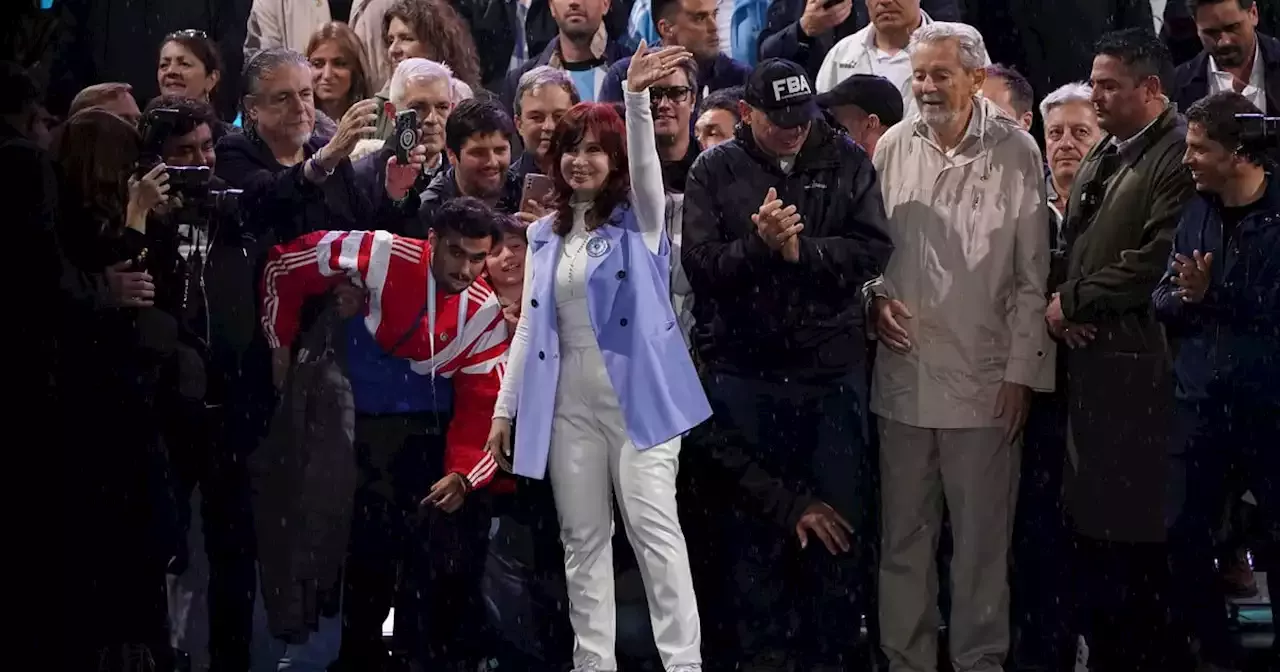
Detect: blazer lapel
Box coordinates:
(529, 218, 561, 301)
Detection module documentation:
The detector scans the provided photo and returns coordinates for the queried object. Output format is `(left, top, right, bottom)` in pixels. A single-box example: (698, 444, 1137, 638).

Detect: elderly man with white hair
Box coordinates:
(352, 57, 467, 233)
(1040, 83, 1101, 247)
(864, 21, 1054, 672)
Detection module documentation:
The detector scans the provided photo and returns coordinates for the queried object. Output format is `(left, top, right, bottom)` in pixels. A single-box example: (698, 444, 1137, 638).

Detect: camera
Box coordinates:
(139, 107, 181, 171)
(165, 165, 244, 224)
(1236, 113, 1280, 151)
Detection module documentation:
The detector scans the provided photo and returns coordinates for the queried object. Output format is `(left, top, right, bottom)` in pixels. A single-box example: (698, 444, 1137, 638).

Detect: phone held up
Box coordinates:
(394, 109, 420, 164)
(521, 173, 556, 212)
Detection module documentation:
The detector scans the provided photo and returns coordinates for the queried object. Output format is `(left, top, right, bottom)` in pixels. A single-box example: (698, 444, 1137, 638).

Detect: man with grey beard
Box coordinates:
(864, 21, 1054, 672)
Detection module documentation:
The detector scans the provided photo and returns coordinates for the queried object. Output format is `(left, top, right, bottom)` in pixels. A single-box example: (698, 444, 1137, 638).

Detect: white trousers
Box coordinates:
(547, 344, 702, 671)
(877, 417, 1020, 672)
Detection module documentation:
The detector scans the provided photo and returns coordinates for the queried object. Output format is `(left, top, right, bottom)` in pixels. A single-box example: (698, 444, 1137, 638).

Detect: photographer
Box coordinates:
(53, 107, 179, 672)
(140, 94, 260, 672)
(1155, 91, 1279, 669)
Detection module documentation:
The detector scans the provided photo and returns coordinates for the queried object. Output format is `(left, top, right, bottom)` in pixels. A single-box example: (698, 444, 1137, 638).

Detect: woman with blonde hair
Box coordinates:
(306, 21, 373, 123)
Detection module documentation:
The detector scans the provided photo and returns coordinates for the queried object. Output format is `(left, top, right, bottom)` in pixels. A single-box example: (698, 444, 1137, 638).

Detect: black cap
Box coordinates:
(743, 58, 821, 129)
(816, 74, 904, 127)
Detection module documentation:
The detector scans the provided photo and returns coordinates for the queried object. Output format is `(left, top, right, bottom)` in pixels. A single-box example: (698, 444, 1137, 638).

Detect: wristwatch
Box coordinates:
(305, 153, 336, 182)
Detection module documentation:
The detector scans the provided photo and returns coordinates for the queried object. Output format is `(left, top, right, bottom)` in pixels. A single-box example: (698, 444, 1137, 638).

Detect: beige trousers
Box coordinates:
(877, 417, 1021, 672)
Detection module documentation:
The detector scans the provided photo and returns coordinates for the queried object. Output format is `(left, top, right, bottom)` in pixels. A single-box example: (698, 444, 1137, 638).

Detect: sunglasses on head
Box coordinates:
(167, 29, 210, 41)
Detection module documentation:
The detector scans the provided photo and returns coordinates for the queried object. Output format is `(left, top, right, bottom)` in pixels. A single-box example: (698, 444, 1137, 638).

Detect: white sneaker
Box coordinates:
(1073, 635, 1089, 672)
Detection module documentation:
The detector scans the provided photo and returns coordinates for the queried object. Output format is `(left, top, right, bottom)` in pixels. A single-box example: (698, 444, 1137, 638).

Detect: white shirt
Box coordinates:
(717, 0, 734, 57)
(1208, 42, 1268, 111)
(816, 16, 992, 121)
(1151, 0, 1167, 35)
(666, 193, 695, 346)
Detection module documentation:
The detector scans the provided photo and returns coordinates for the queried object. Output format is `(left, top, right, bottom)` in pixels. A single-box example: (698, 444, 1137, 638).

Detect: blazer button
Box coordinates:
(538, 351, 546, 360)
(616, 270, 627, 280)
(530, 299, 539, 308)
(620, 318, 629, 327)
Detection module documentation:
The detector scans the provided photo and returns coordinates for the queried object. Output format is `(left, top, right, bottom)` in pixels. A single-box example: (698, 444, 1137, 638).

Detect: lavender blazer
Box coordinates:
(511, 204, 712, 479)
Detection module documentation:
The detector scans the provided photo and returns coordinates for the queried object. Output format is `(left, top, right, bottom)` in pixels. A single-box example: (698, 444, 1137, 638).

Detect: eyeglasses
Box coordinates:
(650, 86, 693, 104)
(166, 29, 210, 41)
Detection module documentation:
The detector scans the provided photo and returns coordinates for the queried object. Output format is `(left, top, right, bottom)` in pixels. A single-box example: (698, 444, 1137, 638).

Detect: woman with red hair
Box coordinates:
(486, 43, 711, 672)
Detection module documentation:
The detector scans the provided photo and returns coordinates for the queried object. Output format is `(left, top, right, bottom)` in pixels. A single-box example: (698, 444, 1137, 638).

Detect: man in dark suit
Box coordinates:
(1171, 0, 1279, 116)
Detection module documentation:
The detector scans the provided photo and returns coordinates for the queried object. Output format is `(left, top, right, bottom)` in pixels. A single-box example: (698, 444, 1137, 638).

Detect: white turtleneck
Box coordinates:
(493, 88, 668, 419)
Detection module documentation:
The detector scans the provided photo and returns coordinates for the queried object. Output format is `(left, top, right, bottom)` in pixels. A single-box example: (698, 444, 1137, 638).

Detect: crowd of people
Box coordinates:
(15, 0, 1278, 671)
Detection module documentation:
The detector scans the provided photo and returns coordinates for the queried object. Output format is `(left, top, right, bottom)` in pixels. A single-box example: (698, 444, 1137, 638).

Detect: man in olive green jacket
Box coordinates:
(1046, 28, 1195, 671)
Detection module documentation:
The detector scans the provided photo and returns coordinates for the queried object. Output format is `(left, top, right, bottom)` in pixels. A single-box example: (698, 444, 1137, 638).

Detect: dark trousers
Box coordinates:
(337, 412, 493, 670)
(165, 402, 258, 671)
(1167, 398, 1280, 668)
(1069, 534, 1174, 672)
(61, 391, 177, 671)
(1009, 390, 1072, 670)
(704, 371, 873, 669)
(482, 481, 573, 670)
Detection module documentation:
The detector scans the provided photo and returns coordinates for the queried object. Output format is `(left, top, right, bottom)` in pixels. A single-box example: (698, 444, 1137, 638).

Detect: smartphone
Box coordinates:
(393, 109, 420, 164)
(821, 0, 845, 8)
(520, 173, 556, 210)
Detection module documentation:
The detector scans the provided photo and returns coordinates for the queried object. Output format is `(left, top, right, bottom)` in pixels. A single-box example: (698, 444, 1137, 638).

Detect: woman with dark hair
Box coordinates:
(382, 0, 482, 88)
(307, 21, 373, 123)
(156, 29, 238, 141)
(485, 44, 710, 672)
(158, 30, 223, 107)
(53, 108, 180, 672)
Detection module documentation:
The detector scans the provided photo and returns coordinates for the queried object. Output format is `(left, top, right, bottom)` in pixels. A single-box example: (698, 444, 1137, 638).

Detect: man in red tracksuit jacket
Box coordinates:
(260, 197, 510, 667)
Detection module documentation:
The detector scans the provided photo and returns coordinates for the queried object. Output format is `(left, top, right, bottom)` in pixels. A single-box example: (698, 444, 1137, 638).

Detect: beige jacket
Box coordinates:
(244, 0, 391, 93)
(867, 97, 1054, 429)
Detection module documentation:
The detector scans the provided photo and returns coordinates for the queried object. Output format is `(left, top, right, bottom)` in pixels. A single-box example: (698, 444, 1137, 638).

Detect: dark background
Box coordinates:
(4, 0, 1280, 122)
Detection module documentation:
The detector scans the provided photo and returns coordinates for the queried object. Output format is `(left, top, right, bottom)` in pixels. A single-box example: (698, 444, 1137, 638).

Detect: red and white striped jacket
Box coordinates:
(261, 230, 508, 490)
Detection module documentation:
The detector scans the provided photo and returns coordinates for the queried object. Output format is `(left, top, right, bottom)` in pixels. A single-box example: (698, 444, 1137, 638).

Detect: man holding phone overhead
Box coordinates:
(758, 0, 961, 81)
(354, 58, 463, 237)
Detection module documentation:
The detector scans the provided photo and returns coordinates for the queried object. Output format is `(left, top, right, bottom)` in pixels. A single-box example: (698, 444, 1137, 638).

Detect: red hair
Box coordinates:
(549, 102, 630, 236)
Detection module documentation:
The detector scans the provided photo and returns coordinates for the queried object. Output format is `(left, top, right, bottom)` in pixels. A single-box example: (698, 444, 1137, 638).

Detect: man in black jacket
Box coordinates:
(140, 95, 260, 672)
(1156, 90, 1280, 671)
(682, 58, 893, 671)
(417, 98, 522, 228)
